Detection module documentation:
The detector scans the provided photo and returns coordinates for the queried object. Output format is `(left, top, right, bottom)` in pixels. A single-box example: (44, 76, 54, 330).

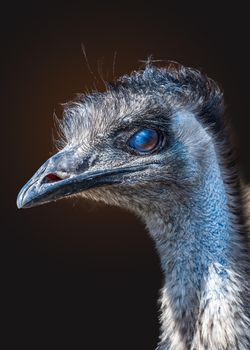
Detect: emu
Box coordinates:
(17, 63, 250, 350)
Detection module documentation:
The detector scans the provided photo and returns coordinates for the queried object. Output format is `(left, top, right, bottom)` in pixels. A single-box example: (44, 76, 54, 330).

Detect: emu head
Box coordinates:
(17, 64, 224, 216)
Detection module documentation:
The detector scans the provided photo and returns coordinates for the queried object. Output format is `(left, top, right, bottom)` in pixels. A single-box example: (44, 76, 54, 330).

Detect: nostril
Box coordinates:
(42, 173, 62, 184)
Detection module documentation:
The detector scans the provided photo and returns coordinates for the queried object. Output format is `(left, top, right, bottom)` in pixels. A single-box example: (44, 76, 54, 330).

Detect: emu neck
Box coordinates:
(144, 152, 249, 349)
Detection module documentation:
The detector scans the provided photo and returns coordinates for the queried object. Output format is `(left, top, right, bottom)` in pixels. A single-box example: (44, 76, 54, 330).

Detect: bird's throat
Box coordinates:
(144, 158, 250, 350)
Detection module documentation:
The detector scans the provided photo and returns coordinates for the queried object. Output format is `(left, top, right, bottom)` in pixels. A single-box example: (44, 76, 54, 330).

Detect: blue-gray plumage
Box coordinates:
(17, 62, 250, 350)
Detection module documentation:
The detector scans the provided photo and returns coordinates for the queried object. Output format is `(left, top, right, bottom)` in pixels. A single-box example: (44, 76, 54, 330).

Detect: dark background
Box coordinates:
(1, 2, 250, 349)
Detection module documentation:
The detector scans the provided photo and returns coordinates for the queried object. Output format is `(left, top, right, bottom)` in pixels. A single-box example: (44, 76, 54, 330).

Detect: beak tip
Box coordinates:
(16, 182, 33, 209)
(16, 189, 26, 209)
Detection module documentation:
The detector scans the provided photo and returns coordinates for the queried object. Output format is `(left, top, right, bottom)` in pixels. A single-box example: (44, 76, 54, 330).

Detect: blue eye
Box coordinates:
(128, 128, 160, 153)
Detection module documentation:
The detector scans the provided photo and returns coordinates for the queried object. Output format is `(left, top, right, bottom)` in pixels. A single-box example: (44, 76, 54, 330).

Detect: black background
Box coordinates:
(1, 2, 250, 349)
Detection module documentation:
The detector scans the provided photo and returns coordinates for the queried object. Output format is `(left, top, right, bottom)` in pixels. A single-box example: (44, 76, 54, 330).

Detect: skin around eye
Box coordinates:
(128, 129, 159, 153)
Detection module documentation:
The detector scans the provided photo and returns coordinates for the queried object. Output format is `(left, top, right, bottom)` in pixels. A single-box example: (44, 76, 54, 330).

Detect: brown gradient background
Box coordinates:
(1, 2, 250, 349)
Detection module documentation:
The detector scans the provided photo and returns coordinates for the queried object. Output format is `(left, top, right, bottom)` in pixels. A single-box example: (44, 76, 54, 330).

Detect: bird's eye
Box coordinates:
(128, 128, 160, 153)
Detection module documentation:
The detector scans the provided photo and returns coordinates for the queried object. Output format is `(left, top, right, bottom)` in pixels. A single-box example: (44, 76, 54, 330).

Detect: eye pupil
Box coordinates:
(129, 129, 159, 153)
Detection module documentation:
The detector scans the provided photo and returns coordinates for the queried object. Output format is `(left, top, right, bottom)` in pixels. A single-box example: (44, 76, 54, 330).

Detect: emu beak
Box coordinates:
(17, 150, 146, 209)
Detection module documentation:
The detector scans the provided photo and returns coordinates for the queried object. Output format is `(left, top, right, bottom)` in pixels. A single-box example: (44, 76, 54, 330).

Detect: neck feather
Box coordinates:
(144, 140, 250, 350)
